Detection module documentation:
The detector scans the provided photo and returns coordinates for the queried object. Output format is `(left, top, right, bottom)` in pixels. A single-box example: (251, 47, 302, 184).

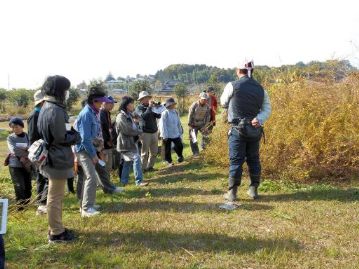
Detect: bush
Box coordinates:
(205, 73, 359, 181)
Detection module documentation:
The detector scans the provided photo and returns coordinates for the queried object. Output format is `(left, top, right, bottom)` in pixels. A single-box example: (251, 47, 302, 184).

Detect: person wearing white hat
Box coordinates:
(188, 91, 211, 156)
(135, 91, 161, 172)
(27, 90, 48, 215)
(220, 60, 271, 202)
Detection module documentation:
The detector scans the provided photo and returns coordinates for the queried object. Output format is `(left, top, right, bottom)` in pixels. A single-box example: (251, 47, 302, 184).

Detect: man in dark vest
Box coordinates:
(220, 60, 271, 201)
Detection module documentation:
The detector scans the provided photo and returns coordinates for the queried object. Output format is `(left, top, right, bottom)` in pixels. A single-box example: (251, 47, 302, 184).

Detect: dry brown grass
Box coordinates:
(205, 73, 359, 181)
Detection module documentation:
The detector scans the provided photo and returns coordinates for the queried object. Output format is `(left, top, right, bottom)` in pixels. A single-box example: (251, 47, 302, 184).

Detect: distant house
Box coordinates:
(160, 80, 178, 93)
(111, 88, 128, 95)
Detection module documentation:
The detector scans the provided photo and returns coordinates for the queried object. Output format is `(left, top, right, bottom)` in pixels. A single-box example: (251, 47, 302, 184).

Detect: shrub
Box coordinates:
(205, 74, 359, 181)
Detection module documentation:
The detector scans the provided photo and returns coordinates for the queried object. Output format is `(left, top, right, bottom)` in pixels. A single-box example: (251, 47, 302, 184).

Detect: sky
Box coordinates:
(0, 0, 358, 89)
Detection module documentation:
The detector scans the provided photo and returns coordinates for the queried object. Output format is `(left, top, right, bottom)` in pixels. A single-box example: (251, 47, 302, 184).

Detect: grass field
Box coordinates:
(1, 116, 359, 268)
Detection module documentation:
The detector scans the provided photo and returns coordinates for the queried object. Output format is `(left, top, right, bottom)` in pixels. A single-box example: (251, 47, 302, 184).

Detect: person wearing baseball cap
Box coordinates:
(220, 60, 272, 202)
(135, 91, 161, 172)
(100, 95, 117, 174)
(74, 82, 112, 217)
(188, 92, 211, 156)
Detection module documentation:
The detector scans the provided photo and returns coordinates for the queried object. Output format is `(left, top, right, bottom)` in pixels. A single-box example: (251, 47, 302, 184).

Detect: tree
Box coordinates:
(8, 89, 33, 107)
(128, 80, 152, 100)
(207, 73, 221, 95)
(76, 81, 87, 90)
(174, 83, 187, 113)
(0, 88, 7, 112)
(105, 72, 115, 82)
(66, 88, 80, 111)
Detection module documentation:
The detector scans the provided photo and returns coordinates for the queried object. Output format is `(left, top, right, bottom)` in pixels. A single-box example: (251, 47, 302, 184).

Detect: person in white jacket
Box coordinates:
(159, 97, 184, 166)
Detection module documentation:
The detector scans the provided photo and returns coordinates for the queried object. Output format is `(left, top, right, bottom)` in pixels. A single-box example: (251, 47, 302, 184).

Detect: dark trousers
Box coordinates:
(0, 235, 4, 269)
(189, 128, 209, 155)
(164, 137, 183, 163)
(9, 167, 32, 204)
(76, 166, 84, 200)
(36, 171, 48, 205)
(228, 127, 261, 188)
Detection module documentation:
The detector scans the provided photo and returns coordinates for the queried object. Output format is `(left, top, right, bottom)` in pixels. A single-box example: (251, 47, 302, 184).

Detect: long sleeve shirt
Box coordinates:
(159, 109, 183, 139)
(7, 132, 30, 168)
(75, 105, 101, 158)
(220, 82, 272, 124)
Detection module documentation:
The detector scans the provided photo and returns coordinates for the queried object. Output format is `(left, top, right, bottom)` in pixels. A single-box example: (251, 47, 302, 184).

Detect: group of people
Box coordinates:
(5, 75, 219, 243)
(4, 59, 271, 244)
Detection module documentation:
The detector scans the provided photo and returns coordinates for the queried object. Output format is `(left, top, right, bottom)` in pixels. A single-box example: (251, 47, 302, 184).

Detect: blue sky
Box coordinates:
(0, 0, 358, 88)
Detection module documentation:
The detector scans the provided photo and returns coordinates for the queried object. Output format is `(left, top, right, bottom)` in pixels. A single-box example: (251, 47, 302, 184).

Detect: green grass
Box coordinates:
(1, 116, 359, 268)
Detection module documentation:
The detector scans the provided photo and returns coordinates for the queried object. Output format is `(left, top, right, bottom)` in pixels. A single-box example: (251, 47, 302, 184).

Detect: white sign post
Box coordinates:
(0, 199, 8, 234)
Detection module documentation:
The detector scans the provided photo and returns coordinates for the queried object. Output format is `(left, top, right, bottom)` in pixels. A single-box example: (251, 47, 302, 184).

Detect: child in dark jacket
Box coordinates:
(6, 117, 32, 209)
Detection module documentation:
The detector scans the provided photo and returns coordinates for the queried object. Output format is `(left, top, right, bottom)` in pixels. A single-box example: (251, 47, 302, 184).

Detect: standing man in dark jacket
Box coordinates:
(38, 75, 81, 242)
(100, 96, 117, 174)
(135, 91, 161, 172)
(27, 90, 48, 215)
(220, 60, 271, 202)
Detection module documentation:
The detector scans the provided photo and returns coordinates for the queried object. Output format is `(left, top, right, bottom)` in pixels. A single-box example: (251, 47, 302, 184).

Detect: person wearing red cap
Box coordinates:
(220, 60, 271, 202)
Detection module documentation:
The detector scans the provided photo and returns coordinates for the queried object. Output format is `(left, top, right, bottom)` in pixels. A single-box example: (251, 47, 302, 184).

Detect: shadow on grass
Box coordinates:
(260, 188, 359, 203)
(122, 187, 221, 199)
(103, 200, 274, 213)
(5, 231, 301, 267)
(78, 230, 302, 254)
(151, 172, 224, 184)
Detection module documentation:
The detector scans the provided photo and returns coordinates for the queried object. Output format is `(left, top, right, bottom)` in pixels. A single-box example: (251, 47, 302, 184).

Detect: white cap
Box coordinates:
(199, 92, 209, 100)
(138, 91, 152, 101)
(239, 60, 254, 77)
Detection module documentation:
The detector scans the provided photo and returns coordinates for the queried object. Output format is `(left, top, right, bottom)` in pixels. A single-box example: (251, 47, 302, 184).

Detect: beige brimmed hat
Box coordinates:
(34, 90, 45, 106)
(138, 91, 152, 101)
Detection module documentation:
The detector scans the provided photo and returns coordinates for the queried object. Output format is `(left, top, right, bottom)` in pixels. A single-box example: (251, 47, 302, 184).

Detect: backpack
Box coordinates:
(28, 139, 48, 167)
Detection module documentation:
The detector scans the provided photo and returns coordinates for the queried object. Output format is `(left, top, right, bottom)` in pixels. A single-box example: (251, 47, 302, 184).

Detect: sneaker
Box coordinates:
(36, 205, 47, 215)
(137, 182, 149, 187)
(113, 187, 124, 193)
(81, 207, 101, 217)
(177, 156, 184, 163)
(166, 161, 174, 167)
(223, 189, 238, 202)
(48, 228, 75, 243)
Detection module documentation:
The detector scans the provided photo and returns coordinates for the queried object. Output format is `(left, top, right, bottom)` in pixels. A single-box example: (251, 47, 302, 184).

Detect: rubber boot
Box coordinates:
(224, 177, 240, 202)
(248, 174, 260, 199)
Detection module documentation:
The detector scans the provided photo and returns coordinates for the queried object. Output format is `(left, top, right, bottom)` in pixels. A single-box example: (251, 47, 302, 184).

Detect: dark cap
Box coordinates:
(9, 117, 24, 128)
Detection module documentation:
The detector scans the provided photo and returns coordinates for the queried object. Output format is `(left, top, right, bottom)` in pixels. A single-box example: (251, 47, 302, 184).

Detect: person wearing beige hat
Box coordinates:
(27, 90, 48, 215)
(135, 91, 161, 172)
(188, 92, 211, 156)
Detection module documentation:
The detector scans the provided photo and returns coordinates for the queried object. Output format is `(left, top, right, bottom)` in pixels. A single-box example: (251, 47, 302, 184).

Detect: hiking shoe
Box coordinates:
(81, 207, 101, 217)
(177, 156, 184, 163)
(36, 205, 47, 215)
(137, 182, 149, 187)
(48, 228, 75, 243)
(224, 188, 238, 202)
(113, 187, 124, 193)
(247, 186, 259, 199)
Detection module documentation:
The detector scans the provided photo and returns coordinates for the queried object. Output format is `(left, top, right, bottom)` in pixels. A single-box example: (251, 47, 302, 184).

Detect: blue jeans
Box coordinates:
(121, 154, 143, 185)
(228, 127, 261, 187)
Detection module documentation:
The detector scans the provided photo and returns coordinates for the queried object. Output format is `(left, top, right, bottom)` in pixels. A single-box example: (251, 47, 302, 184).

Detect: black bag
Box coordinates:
(236, 119, 263, 140)
(4, 154, 10, 166)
